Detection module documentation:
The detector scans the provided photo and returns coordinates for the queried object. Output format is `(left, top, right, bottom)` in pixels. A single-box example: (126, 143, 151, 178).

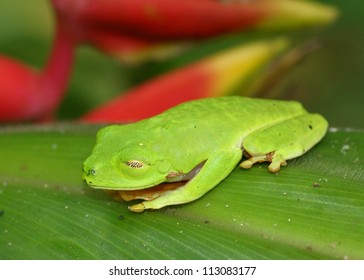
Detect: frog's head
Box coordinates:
(82, 125, 172, 190)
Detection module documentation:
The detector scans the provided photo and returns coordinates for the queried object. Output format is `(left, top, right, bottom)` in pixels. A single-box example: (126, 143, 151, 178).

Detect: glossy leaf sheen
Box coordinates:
(0, 125, 363, 259)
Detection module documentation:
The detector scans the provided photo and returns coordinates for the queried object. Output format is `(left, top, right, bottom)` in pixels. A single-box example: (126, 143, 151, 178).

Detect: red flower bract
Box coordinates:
(53, 0, 266, 40)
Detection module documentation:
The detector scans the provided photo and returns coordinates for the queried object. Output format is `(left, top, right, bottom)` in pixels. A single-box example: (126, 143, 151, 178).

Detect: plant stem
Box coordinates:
(37, 20, 76, 120)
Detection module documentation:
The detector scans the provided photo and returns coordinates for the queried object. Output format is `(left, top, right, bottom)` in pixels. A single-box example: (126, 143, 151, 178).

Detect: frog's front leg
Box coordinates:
(240, 113, 328, 172)
(129, 148, 242, 212)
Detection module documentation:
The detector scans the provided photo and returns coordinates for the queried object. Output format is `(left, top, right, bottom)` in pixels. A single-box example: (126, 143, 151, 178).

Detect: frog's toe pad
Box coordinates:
(128, 203, 145, 213)
(268, 158, 287, 173)
(239, 160, 253, 169)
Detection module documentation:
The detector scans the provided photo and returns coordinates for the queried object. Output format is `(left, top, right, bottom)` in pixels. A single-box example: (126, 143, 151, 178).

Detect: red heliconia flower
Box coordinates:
(0, 22, 75, 122)
(81, 38, 290, 123)
(53, 0, 338, 62)
(0, 0, 338, 122)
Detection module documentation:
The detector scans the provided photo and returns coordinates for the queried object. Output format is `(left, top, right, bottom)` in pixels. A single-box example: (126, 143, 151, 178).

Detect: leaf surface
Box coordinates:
(0, 125, 363, 259)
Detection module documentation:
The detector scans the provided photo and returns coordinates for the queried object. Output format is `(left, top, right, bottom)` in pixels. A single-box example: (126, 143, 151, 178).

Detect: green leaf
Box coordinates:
(0, 125, 363, 259)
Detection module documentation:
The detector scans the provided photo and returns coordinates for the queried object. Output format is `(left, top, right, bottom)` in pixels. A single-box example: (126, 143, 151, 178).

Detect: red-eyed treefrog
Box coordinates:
(83, 96, 328, 212)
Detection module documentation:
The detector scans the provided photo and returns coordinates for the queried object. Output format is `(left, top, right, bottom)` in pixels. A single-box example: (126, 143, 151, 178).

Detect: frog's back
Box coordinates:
(133, 96, 307, 172)
(153, 96, 306, 132)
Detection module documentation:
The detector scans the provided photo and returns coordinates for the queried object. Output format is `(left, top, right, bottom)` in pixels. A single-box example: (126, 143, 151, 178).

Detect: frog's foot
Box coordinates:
(239, 153, 268, 169)
(119, 190, 157, 202)
(118, 182, 184, 202)
(267, 153, 287, 173)
(240, 152, 287, 173)
(128, 183, 186, 213)
(116, 182, 184, 213)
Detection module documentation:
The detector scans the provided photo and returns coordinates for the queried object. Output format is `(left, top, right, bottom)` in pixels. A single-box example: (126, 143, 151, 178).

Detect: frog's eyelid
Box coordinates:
(124, 160, 145, 169)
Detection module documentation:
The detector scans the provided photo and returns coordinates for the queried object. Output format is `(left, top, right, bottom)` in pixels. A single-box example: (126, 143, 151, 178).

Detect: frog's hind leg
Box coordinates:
(240, 113, 328, 173)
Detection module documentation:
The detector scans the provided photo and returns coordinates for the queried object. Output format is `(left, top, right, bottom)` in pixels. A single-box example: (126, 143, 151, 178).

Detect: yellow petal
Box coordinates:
(206, 38, 290, 97)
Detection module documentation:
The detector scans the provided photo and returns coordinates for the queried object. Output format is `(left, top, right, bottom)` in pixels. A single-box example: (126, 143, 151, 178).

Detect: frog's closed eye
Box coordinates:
(125, 160, 144, 169)
(122, 159, 150, 177)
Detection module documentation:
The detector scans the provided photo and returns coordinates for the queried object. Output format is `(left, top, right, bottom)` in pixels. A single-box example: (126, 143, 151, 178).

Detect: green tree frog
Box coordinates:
(83, 96, 328, 212)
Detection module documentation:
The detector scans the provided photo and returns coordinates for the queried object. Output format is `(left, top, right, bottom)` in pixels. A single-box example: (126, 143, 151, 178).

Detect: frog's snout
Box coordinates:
(83, 165, 95, 176)
(82, 163, 97, 185)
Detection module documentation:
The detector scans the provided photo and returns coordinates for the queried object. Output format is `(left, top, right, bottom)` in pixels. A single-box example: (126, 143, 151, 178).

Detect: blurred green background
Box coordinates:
(0, 0, 363, 128)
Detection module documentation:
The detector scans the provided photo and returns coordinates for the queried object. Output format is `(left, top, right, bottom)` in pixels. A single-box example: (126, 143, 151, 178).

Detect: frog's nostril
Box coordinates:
(83, 165, 96, 176)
